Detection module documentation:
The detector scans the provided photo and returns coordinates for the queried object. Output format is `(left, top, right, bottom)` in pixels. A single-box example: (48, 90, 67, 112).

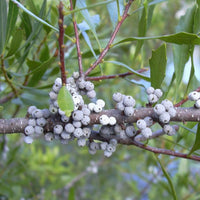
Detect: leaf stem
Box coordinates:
(84, 0, 134, 76)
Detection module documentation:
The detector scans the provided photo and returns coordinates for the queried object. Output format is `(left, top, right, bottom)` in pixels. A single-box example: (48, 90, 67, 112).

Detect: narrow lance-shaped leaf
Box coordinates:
(58, 86, 74, 117)
(149, 43, 167, 88)
(188, 123, 200, 155)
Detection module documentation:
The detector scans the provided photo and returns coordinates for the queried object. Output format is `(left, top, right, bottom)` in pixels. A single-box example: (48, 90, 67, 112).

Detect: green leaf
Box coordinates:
(28, 56, 56, 86)
(57, 86, 74, 117)
(68, 187, 75, 200)
(0, 0, 7, 54)
(113, 32, 200, 46)
(5, 0, 19, 47)
(194, 0, 200, 34)
(149, 43, 167, 88)
(154, 154, 177, 200)
(188, 123, 200, 155)
(5, 29, 23, 58)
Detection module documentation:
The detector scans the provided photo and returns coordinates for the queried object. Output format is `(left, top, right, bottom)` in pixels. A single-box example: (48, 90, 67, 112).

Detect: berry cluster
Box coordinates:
(136, 118, 153, 139)
(113, 92, 136, 116)
(146, 87, 163, 104)
(188, 91, 200, 108)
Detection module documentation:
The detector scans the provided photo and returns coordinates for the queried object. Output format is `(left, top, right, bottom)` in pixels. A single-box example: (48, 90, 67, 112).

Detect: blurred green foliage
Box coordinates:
(0, 0, 200, 199)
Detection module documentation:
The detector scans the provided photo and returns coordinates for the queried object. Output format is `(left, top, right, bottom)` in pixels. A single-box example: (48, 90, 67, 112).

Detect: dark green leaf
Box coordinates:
(6, 29, 23, 58)
(68, 187, 75, 200)
(0, 0, 7, 54)
(39, 43, 50, 62)
(188, 123, 200, 155)
(149, 43, 167, 88)
(5, 0, 19, 47)
(57, 86, 74, 117)
(194, 0, 200, 33)
(154, 154, 177, 200)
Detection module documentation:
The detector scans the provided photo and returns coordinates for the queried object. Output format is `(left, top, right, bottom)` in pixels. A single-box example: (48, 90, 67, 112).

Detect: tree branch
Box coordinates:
(84, 0, 134, 76)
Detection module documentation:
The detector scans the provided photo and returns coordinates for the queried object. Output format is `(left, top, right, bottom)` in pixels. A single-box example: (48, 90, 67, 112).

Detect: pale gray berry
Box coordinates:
(28, 106, 37, 115)
(24, 136, 34, 144)
(104, 150, 112, 157)
(25, 125, 35, 135)
(82, 107, 90, 116)
(106, 144, 116, 152)
(85, 81, 94, 91)
(35, 126, 44, 134)
(154, 89, 163, 98)
(163, 125, 176, 136)
(112, 92, 123, 102)
(72, 110, 84, 121)
(141, 127, 152, 138)
(61, 131, 71, 139)
(123, 95, 135, 107)
(195, 99, 200, 108)
(66, 77, 75, 85)
(148, 94, 158, 104)
(28, 119, 36, 126)
(114, 124, 122, 134)
(159, 112, 171, 123)
(82, 127, 91, 138)
(93, 104, 103, 113)
(90, 142, 100, 151)
(49, 91, 57, 100)
(54, 78, 62, 87)
(89, 149, 97, 155)
(72, 71, 80, 79)
(168, 108, 176, 117)
(161, 99, 173, 111)
(109, 139, 118, 146)
(100, 142, 108, 150)
(146, 87, 155, 95)
(100, 125, 114, 136)
(73, 120, 82, 128)
(124, 107, 134, 116)
(61, 115, 70, 123)
(77, 79, 86, 89)
(116, 101, 125, 111)
(87, 90, 96, 99)
(119, 130, 127, 138)
(42, 109, 51, 118)
(52, 84, 61, 93)
(96, 99, 105, 108)
(77, 138, 87, 147)
(53, 100, 59, 108)
(53, 124, 63, 134)
(81, 115, 91, 126)
(136, 119, 147, 130)
(65, 123, 75, 133)
(45, 132, 54, 141)
(32, 109, 43, 118)
(49, 105, 58, 114)
(144, 116, 153, 127)
(125, 125, 136, 137)
(73, 128, 83, 138)
(36, 118, 46, 127)
(188, 91, 200, 101)
(154, 104, 166, 115)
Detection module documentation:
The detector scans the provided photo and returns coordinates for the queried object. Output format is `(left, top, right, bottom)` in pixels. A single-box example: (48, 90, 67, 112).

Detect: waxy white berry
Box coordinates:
(163, 125, 176, 136)
(146, 87, 155, 95)
(141, 127, 152, 138)
(136, 119, 147, 130)
(188, 91, 200, 101)
(154, 89, 163, 98)
(93, 104, 103, 113)
(109, 116, 117, 125)
(53, 125, 63, 134)
(99, 114, 110, 125)
(25, 125, 35, 135)
(154, 104, 166, 115)
(148, 94, 158, 104)
(195, 99, 200, 108)
(123, 95, 135, 107)
(159, 112, 170, 123)
(112, 92, 123, 102)
(124, 107, 134, 116)
(96, 99, 105, 108)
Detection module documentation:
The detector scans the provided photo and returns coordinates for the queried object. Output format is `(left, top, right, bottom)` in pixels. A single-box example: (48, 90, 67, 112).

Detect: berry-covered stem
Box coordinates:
(86, 68, 148, 81)
(69, 0, 83, 77)
(84, 0, 134, 76)
(58, 1, 67, 85)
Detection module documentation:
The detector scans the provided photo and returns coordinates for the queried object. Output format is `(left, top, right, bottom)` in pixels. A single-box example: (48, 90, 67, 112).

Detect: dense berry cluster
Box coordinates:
(24, 74, 179, 157)
(188, 91, 200, 108)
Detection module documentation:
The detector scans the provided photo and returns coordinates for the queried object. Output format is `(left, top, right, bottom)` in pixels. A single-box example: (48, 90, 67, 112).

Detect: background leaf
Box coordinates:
(57, 86, 74, 117)
(149, 43, 167, 88)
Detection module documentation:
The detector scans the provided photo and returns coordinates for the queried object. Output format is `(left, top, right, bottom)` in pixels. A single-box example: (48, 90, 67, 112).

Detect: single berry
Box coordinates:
(28, 119, 36, 126)
(154, 104, 166, 115)
(114, 124, 122, 134)
(87, 90, 96, 99)
(45, 132, 54, 141)
(25, 125, 35, 135)
(195, 99, 200, 108)
(161, 99, 173, 111)
(116, 101, 125, 111)
(96, 99, 105, 108)
(93, 104, 103, 113)
(106, 144, 116, 152)
(136, 119, 147, 130)
(112, 92, 123, 102)
(104, 150, 112, 157)
(100, 142, 108, 150)
(53, 124, 63, 134)
(28, 106, 37, 115)
(24, 136, 34, 144)
(52, 84, 61, 93)
(49, 105, 58, 114)
(61, 131, 71, 139)
(99, 114, 110, 125)
(188, 91, 200, 101)
(123, 95, 135, 107)
(109, 139, 118, 146)
(35, 126, 44, 135)
(49, 91, 57, 100)
(72, 110, 84, 121)
(154, 89, 163, 98)
(85, 81, 94, 91)
(82, 107, 91, 116)
(42, 109, 51, 118)
(77, 138, 87, 147)
(90, 142, 100, 151)
(168, 108, 176, 118)
(32, 109, 43, 118)
(146, 87, 155, 95)
(88, 103, 95, 111)
(82, 127, 91, 138)
(73, 128, 83, 138)
(148, 94, 158, 104)
(144, 116, 153, 127)
(65, 123, 75, 133)
(109, 116, 117, 125)
(54, 78, 62, 87)
(119, 130, 127, 138)
(61, 115, 70, 123)
(159, 112, 171, 124)
(141, 127, 152, 138)
(163, 125, 176, 136)
(36, 118, 46, 127)
(73, 120, 82, 128)
(124, 107, 134, 116)
(66, 77, 75, 85)
(125, 125, 136, 137)
(81, 115, 90, 126)
(77, 79, 86, 89)
(72, 71, 80, 79)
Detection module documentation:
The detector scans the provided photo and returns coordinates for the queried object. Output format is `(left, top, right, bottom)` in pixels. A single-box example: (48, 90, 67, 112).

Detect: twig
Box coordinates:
(0, 92, 15, 104)
(84, 0, 134, 76)
(58, 1, 67, 85)
(69, 0, 83, 77)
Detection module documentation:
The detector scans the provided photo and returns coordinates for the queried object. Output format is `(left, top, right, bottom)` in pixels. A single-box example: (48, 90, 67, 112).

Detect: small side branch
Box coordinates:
(58, 1, 67, 85)
(84, 0, 134, 76)
(69, 0, 83, 77)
